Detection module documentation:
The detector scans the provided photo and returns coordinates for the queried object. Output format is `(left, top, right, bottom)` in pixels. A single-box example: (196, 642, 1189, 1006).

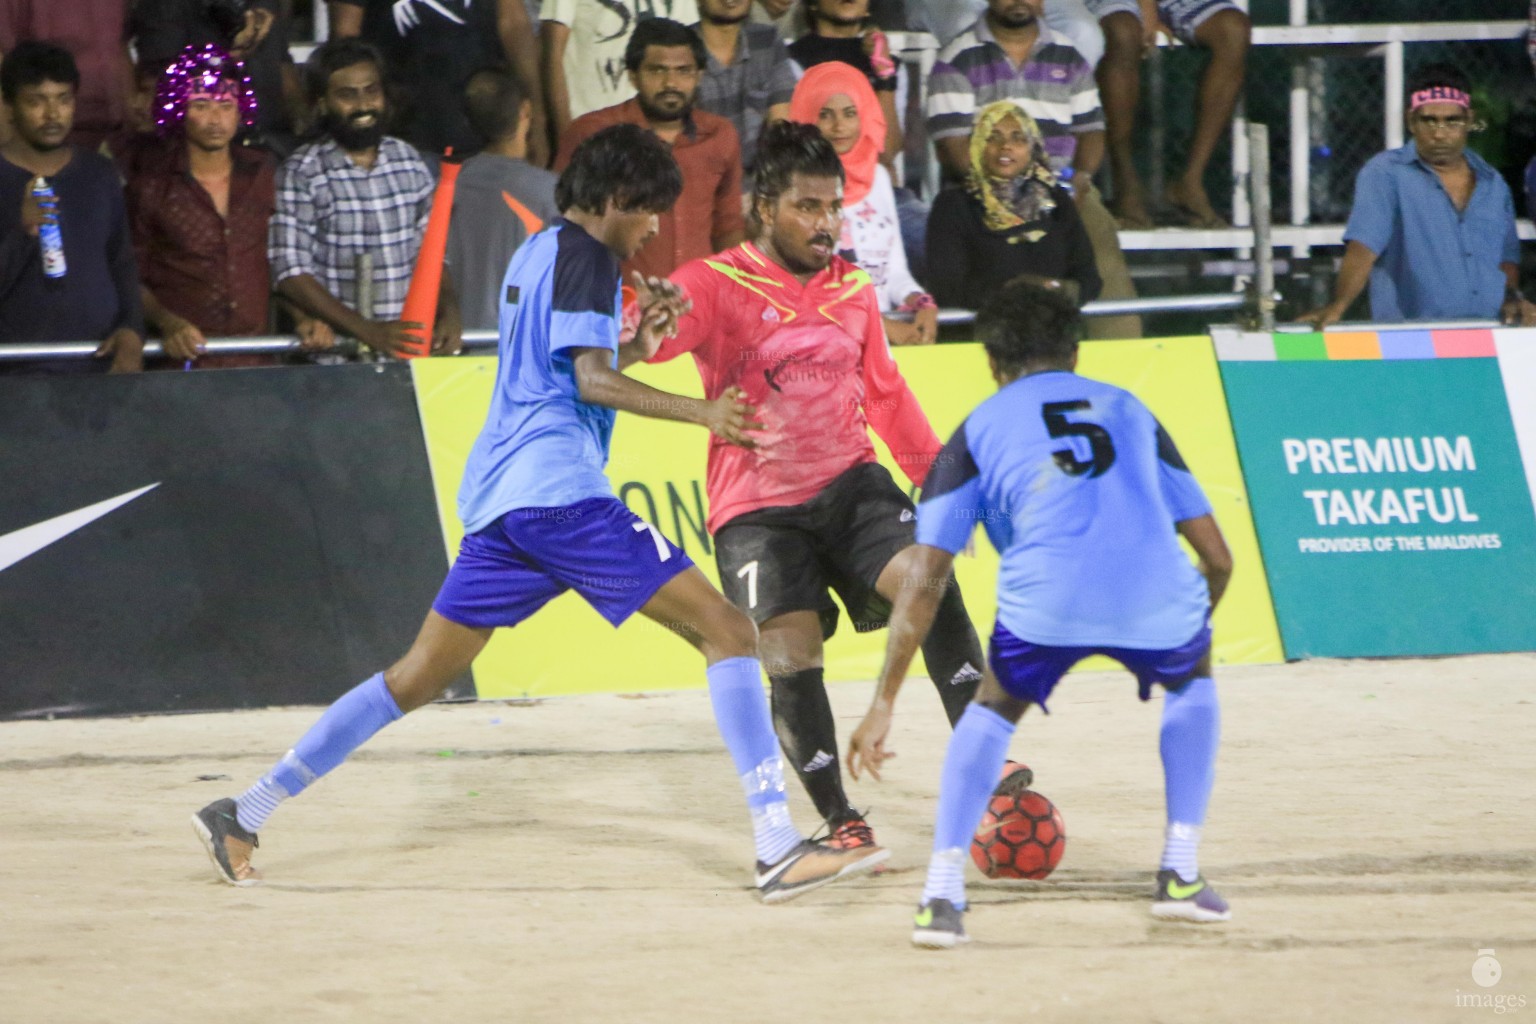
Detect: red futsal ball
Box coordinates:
(970, 788, 1066, 880)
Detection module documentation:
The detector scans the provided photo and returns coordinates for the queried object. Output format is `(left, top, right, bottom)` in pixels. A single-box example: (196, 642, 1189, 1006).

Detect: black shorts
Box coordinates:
(714, 462, 916, 640)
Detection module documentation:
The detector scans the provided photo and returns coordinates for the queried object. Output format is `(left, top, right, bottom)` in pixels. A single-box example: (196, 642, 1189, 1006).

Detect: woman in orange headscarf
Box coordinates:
(790, 61, 936, 345)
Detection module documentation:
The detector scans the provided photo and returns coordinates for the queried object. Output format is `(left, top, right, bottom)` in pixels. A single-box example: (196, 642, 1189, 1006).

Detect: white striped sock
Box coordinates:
(235, 775, 288, 834)
(752, 800, 801, 865)
(1160, 821, 1202, 880)
(921, 847, 967, 908)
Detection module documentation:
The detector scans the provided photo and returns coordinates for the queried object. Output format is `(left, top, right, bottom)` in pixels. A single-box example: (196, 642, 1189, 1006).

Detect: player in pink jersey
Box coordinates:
(649, 122, 1003, 850)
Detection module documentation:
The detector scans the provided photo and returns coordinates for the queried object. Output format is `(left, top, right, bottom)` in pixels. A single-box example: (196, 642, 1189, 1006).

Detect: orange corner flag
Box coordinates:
(398, 153, 463, 358)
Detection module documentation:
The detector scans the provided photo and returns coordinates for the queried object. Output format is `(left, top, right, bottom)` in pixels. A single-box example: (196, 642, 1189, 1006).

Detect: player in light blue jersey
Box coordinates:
(845, 279, 1235, 947)
(193, 125, 887, 901)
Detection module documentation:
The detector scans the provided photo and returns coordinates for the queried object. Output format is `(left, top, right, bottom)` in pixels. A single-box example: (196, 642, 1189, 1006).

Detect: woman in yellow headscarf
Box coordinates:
(925, 100, 1100, 312)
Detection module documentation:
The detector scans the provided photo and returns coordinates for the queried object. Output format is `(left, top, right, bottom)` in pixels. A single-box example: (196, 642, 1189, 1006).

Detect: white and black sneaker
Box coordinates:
(192, 797, 261, 886)
(912, 898, 970, 949)
(755, 839, 888, 904)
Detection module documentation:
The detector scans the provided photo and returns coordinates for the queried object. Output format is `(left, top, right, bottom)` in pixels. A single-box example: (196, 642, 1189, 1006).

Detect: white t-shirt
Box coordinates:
(541, 0, 701, 120)
(840, 164, 921, 313)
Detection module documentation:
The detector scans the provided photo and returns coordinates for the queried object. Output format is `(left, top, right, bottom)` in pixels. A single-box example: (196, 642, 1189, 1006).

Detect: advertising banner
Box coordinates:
(0, 366, 470, 719)
(414, 338, 1280, 699)
(1216, 327, 1536, 658)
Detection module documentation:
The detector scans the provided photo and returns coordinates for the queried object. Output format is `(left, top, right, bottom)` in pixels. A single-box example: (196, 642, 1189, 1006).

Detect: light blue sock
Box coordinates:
(706, 656, 801, 865)
(921, 703, 1015, 909)
(235, 673, 403, 833)
(1159, 676, 1219, 878)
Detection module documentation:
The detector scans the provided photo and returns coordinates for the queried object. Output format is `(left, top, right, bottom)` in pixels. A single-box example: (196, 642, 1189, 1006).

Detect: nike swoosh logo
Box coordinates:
(0, 484, 160, 573)
(755, 844, 809, 887)
(913, 907, 934, 927)
(1166, 878, 1206, 899)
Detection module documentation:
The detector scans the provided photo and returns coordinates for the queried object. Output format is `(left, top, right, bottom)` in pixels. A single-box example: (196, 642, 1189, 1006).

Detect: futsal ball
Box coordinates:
(970, 787, 1066, 880)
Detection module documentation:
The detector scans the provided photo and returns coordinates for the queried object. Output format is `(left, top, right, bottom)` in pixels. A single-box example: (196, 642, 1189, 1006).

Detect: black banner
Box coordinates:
(0, 364, 474, 719)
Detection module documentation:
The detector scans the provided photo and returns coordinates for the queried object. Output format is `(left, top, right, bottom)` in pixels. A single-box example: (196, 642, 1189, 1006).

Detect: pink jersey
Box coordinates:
(654, 243, 941, 533)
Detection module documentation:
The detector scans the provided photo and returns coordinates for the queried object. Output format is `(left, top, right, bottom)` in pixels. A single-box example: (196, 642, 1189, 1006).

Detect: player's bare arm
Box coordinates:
(570, 348, 765, 446)
(846, 542, 957, 781)
(1176, 513, 1233, 610)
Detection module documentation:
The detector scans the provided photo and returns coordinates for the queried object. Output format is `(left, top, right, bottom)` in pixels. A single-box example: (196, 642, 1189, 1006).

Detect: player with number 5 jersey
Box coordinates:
(845, 279, 1237, 948)
(191, 125, 887, 902)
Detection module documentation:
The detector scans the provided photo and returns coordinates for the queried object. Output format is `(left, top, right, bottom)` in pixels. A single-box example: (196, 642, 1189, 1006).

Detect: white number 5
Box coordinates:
(632, 521, 672, 562)
(736, 559, 759, 608)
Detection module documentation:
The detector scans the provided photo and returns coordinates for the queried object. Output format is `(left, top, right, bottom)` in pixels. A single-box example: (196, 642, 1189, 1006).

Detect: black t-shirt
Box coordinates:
(786, 34, 897, 91)
(334, 0, 505, 155)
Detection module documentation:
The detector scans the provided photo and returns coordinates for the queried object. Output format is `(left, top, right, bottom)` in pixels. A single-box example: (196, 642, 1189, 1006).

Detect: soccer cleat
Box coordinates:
(994, 760, 1034, 795)
(827, 815, 877, 851)
(911, 898, 970, 949)
(192, 797, 262, 886)
(756, 839, 889, 904)
(1151, 869, 1231, 922)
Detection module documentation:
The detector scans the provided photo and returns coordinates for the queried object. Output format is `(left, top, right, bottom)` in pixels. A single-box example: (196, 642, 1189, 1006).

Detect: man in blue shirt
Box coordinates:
(1305, 64, 1535, 328)
(194, 124, 887, 902)
(845, 279, 1236, 948)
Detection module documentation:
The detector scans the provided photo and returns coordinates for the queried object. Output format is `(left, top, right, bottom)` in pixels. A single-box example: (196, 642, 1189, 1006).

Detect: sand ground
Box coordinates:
(2, 654, 1534, 1024)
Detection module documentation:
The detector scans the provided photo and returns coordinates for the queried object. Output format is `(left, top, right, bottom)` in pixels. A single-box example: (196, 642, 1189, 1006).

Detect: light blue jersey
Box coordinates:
(458, 218, 622, 534)
(917, 370, 1212, 648)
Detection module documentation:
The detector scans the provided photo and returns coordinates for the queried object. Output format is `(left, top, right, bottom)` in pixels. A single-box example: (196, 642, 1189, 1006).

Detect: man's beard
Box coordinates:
(703, 6, 750, 23)
(989, 5, 1038, 28)
(637, 90, 692, 124)
(326, 109, 386, 151)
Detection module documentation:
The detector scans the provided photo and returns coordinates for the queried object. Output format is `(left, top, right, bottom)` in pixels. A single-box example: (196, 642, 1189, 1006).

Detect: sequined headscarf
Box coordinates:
(967, 101, 1057, 243)
(153, 43, 258, 137)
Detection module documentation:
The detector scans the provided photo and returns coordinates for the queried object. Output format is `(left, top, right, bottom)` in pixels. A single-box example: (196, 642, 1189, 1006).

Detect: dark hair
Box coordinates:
(556, 123, 683, 214)
(305, 37, 386, 105)
(464, 66, 526, 144)
(749, 120, 844, 232)
(623, 19, 707, 74)
(1, 41, 80, 103)
(1406, 62, 1471, 101)
(975, 278, 1082, 374)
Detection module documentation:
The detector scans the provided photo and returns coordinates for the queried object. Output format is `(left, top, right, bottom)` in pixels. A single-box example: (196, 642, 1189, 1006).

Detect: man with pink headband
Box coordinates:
(1304, 63, 1534, 328)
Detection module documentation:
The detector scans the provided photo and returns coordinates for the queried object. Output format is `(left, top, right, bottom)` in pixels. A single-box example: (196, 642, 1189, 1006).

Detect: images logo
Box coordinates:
(1455, 949, 1527, 1014)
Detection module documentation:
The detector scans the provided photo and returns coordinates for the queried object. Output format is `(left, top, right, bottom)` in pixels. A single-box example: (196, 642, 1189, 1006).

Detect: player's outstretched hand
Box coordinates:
(846, 702, 895, 782)
(703, 385, 765, 448)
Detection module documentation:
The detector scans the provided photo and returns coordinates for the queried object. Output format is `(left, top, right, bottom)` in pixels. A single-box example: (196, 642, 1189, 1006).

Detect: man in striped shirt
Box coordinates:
(924, 0, 1140, 339)
(271, 38, 461, 357)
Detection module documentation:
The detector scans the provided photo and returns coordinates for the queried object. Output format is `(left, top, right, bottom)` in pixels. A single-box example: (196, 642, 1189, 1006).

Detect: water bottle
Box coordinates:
(31, 177, 66, 279)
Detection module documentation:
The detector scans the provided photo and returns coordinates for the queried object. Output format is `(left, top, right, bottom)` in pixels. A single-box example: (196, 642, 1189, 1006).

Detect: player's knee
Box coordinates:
(1198, 10, 1251, 57)
(704, 602, 759, 661)
(1100, 12, 1142, 58)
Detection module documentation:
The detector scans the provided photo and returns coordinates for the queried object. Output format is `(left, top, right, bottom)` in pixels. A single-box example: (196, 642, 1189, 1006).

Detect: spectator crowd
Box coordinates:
(0, 0, 1529, 374)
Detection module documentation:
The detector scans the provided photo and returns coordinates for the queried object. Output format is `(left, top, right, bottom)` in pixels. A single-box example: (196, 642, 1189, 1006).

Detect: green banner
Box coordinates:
(1219, 356, 1536, 658)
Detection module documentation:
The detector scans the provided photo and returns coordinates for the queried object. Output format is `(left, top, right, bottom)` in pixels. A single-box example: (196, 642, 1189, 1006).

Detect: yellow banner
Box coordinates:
(412, 338, 1281, 699)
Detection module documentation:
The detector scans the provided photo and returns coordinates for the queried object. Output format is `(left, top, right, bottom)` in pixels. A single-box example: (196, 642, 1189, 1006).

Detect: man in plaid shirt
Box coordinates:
(270, 38, 460, 357)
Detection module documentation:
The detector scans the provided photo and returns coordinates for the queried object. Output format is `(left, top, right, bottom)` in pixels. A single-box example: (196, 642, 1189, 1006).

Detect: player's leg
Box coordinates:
(638, 567, 889, 900)
(1164, 4, 1251, 227)
(1119, 620, 1229, 921)
(714, 515, 863, 837)
(1095, 10, 1152, 227)
(1151, 649, 1229, 921)
(193, 612, 493, 885)
(873, 546, 984, 726)
(913, 625, 1079, 948)
(756, 609, 862, 830)
(193, 515, 558, 886)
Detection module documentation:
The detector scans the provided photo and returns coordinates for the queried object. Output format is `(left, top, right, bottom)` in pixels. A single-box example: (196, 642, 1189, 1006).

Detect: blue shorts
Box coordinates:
(1085, 0, 1239, 44)
(987, 620, 1212, 711)
(432, 497, 692, 629)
